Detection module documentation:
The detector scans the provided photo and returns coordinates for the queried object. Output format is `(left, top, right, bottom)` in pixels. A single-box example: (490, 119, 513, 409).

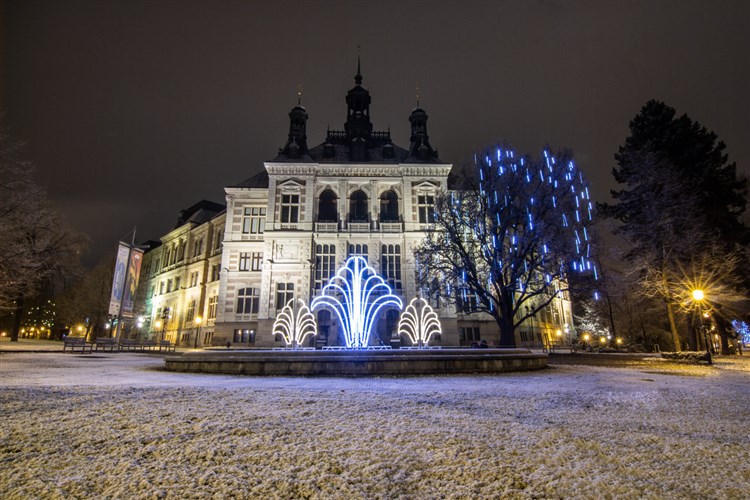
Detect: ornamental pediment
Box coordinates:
(413, 180, 441, 190)
(277, 179, 305, 193)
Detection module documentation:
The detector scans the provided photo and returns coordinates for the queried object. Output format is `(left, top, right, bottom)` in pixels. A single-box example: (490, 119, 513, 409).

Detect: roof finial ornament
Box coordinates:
(416, 85, 420, 107)
(355, 46, 363, 86)
(297, 84, 303, 105)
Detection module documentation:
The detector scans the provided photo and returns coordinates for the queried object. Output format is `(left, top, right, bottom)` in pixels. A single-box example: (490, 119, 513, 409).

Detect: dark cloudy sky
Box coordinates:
(3, 0, 749, 266)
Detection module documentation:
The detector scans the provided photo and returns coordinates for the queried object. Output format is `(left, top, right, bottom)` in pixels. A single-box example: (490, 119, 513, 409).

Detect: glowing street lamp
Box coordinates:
(691, 288, 712, 365)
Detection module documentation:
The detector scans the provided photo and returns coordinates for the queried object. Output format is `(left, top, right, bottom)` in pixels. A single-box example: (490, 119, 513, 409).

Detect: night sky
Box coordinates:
(3, 0, 749, 266)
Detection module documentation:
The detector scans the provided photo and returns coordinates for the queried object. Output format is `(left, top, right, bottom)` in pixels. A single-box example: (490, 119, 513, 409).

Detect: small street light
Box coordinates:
(194, 316, 203, 349)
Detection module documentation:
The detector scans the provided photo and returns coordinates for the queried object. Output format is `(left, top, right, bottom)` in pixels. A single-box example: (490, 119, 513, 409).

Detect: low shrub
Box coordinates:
(660, 351, 711, 363)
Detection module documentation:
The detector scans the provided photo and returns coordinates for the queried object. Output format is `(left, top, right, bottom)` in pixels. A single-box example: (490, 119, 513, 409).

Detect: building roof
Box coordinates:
(174, 200, 226, 228)
(232, 169, 269, 188)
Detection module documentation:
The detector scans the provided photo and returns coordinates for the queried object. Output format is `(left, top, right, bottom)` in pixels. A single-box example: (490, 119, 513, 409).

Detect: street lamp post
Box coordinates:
(194, 316, 203, 349)
(154, 320, 162, 341)
(692, 289, 712, 365)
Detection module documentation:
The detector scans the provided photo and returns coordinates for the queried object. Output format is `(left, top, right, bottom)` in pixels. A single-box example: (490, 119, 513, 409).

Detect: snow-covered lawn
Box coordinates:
(1, 353, 749, 499)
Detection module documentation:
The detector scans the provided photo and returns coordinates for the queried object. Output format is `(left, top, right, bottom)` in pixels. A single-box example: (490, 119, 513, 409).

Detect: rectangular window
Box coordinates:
(186, 299, 196, 323)
(189, 272, 199, 287)
(280, 194, 300, 223)
(457, 288, 479, 313)
(167, 279, 173, 293)
(174, 277, 181, 290)
(211, 264, 220, 282)
(159, 282, 165, 295)
(276, 282, 294, 310)
(236, 288, 260, 319)
(314, 244, 336, 290)
(239, 252, 251, 271)
(251, 252, 263, 271)
(459, 327, 481, 344)
(242, 207, 266, 234)
(208, 295, 218, 319)
(417, 194, 435, 223)
(381, 244, 402, 290)
(215, 229, 223, 250)
(233, 329, 255, 344)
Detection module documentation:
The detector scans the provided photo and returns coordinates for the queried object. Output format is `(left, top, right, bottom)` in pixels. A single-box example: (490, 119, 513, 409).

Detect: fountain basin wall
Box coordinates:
(164, 348, 547, 375)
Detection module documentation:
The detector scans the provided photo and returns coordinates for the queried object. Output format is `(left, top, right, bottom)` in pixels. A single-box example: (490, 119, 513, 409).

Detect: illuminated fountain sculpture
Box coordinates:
(398, 297, 442, 348)
(311, 256, 403, 348)
(272, 299, 317, 349)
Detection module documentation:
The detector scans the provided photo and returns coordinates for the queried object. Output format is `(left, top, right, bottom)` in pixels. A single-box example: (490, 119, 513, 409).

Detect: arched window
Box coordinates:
(318, 189, 338, 222)
(379, 190, 399, 222)
(349, 190, 368, 222)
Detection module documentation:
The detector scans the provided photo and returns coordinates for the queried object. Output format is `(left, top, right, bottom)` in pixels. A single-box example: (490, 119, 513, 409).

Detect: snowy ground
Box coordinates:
(1, 352, 749, 499)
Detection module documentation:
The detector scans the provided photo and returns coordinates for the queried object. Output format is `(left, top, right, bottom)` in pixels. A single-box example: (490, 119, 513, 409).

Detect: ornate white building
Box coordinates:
(144, 64, 573, 348)
(214, 65, 458, 347)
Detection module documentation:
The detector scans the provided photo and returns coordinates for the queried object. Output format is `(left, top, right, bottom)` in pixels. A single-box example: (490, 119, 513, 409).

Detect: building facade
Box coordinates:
(143, 201, 225, 347)
(145, 65, 573, 348)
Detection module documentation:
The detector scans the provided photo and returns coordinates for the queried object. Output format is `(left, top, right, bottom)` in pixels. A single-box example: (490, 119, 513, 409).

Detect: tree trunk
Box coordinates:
(665, 300, 681, 352)
(661, 265, 681, 352)
(10, 295, 24, 342)
(715, 315, 731, 355)
(498, 318, 516, 347)
(605, 291, 617, 339)
(497, 298, 517, 347)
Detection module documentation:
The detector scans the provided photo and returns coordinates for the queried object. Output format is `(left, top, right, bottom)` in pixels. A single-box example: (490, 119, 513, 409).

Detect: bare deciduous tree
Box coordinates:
(415, 145, 598, 346)
(0, 127, 86, 340)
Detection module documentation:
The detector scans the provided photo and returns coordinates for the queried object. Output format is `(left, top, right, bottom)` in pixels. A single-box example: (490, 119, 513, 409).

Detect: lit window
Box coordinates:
(347, 243, 368, 258)
(239, 252, 251, 271)
(276, 282, 294, 310)
(251, 252, 263, 271)
(381, 244, 402, 290)
(242, 207, 266, 234)
(417, 194, 435, 223)
(280, 194, 300, 223)
(236, 288, 260, 319)
(186, 299, 196, 323)
(208, 295, 218, 319)
(314, 244, 336, 290)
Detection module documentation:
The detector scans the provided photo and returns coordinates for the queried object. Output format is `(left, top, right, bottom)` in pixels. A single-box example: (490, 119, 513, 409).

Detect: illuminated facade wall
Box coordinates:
(143, 203, 225, 347)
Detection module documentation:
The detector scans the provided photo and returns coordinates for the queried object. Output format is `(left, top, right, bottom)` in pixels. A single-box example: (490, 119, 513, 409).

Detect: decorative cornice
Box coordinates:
(264, 162, 452, 178)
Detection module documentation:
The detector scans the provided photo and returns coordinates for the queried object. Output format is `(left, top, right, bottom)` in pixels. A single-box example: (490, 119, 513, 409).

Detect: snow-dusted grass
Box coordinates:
(1, 353, 749, 499)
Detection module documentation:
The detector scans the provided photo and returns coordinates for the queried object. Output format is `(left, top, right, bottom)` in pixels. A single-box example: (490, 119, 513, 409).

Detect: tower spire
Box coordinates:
(297, 84, 303, 105)
(355, 47, 362, 86)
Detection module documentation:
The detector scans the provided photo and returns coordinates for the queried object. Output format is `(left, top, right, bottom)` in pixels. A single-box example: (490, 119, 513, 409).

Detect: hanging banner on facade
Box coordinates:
(108, 243, 130, 316)
(108, 243, 144, 317)
(122, 248, 144, 317)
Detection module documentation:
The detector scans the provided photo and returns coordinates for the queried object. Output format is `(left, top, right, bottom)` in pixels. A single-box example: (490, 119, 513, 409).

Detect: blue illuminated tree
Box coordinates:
(415, 145, 597, 347)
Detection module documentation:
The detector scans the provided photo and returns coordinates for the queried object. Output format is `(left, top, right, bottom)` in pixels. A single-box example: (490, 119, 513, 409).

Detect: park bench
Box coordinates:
(119, 338, 140, 351)
(159, 340, 176, 352)
(141, 339, 157, 351)
(548, 342, 577, 354)
(95, 337, 117, 351)
(63, 336, 93, 353)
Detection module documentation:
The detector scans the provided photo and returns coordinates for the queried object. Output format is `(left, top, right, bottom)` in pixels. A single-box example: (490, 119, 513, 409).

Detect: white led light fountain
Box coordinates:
(398, 297, 442, 348)
(272, 298, 317, 349)
(311, 256, 402, 348)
